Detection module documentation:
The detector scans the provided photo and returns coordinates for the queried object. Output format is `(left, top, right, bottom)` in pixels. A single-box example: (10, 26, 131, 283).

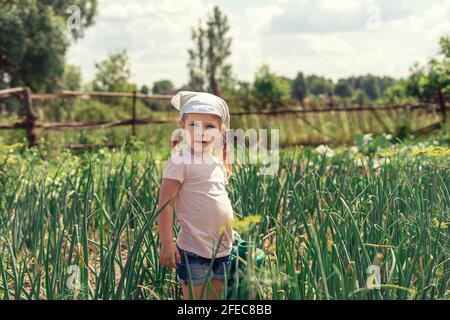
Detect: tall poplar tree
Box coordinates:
(187, 6, 232, 96)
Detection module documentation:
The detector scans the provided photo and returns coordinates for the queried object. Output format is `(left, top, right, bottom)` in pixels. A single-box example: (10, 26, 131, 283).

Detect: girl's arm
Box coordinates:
(157, 178, 182, 268)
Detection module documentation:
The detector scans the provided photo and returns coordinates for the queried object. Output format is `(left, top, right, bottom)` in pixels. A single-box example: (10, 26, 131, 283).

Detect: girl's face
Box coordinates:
(181, 113, 224, 153)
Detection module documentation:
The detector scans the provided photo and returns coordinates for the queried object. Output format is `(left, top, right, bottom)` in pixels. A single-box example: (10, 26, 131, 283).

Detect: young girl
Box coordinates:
(157, 91, 234, 300)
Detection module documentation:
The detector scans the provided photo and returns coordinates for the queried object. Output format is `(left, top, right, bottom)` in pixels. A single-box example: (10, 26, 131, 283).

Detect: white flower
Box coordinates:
(315, 144, 335, 157)
(373, 158, 382, 170)
(363, 133, 373, 143)
(373, 158, 390, 170)
(385, 134, 392, 140)
(258, 153, 271, 166)
(349, 146, 359, 154)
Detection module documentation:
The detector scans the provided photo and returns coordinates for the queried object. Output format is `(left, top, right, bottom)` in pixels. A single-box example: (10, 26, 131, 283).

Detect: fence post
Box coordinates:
(437, 89, 446, 122)
(132, 90, 137, 137)
(22, 87, 38, 147)
(328, 93, 334, 108)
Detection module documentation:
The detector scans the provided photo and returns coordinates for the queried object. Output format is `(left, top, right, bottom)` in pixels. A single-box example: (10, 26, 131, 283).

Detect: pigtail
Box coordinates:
(171, 129, 183, 152)
(172, 138, 180, 149)
(222, 135, 232, 176)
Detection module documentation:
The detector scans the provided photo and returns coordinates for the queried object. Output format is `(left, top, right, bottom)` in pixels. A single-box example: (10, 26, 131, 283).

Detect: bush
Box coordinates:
(71, 99, 129, 122)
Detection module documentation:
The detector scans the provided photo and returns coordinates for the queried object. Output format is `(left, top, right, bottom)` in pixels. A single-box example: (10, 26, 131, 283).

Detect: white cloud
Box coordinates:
(247, 0, 450, 81)
(245, 4, 283, 35)
(268, 0, 428, 34)
(67, 0, 450, 90)
(318, 0, 361, 13)
(67, 0, 211, 88)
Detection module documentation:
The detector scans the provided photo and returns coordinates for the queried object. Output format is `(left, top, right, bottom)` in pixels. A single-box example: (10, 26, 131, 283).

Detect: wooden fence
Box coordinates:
(0, 86, 448, 148)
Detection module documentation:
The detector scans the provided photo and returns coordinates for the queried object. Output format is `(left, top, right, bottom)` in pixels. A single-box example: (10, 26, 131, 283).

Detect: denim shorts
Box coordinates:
(175, 245, 231, 286)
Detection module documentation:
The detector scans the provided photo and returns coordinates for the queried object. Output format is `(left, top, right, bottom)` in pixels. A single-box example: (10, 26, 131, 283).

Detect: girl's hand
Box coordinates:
(159, 241, 181, 268)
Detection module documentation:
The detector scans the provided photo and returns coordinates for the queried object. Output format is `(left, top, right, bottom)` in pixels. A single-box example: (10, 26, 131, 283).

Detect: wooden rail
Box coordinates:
(30, 90, 172, 101)
(0, 87, 448, 148)
(229, 103, 448, 116)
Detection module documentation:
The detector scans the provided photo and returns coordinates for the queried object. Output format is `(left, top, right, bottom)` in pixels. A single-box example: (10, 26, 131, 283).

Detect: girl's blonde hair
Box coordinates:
(172, 118, 232, 176)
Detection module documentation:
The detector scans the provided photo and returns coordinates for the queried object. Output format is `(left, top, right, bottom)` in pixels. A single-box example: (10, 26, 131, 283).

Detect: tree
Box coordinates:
(252, 64, 290, 109)
(378, 76, 396, 96)
(360, 75, 380, 100)
(334, 79, 353, 98)
(405, 35, 450, 101)
(147, 80, 174, 111)
(152, 79, 174, 95)
(383, 80, 408, 103)
(41, 0, 97, 40)
(353, 89, 368, 105)
(92, 50, 134, 92)
(221, 80, 249, 99)
(425, 36, 450, 95)
(187, 6, 232, 96)
(291, 72, 308, 106)
(91, 50, 135, 107)
(59, 63, 82, 90)
(0, 0, 97, 92)
(307, 75, 334, 96)
(405, 63, 427, 100)
(140, 85, 150, 95)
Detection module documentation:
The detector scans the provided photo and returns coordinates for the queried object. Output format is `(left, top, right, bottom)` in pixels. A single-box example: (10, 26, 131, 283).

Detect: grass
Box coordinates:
(0, 135, 448, 300)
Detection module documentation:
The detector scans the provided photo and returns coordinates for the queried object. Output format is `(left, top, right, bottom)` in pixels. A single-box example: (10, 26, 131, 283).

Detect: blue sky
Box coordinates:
(67, 0, 450, 89)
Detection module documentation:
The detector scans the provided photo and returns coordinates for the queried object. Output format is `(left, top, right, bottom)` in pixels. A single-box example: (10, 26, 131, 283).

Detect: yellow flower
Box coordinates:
(327, 238, 333, 252)
(432, 218, 449, 229)
(378, 149, 397, 158)
(231, 215, 262, 233)
(410, 146, 450, 158)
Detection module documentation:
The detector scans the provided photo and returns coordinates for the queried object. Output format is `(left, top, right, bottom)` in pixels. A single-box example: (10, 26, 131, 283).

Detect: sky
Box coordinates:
(67, 0, 450, 89)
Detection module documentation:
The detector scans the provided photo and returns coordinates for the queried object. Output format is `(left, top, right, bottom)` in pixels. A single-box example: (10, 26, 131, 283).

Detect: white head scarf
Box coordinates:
(170, 91, 230, 128)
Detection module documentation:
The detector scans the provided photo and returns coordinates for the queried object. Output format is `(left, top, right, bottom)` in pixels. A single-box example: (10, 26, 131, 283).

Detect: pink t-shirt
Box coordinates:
(162, 146, 234, 258)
